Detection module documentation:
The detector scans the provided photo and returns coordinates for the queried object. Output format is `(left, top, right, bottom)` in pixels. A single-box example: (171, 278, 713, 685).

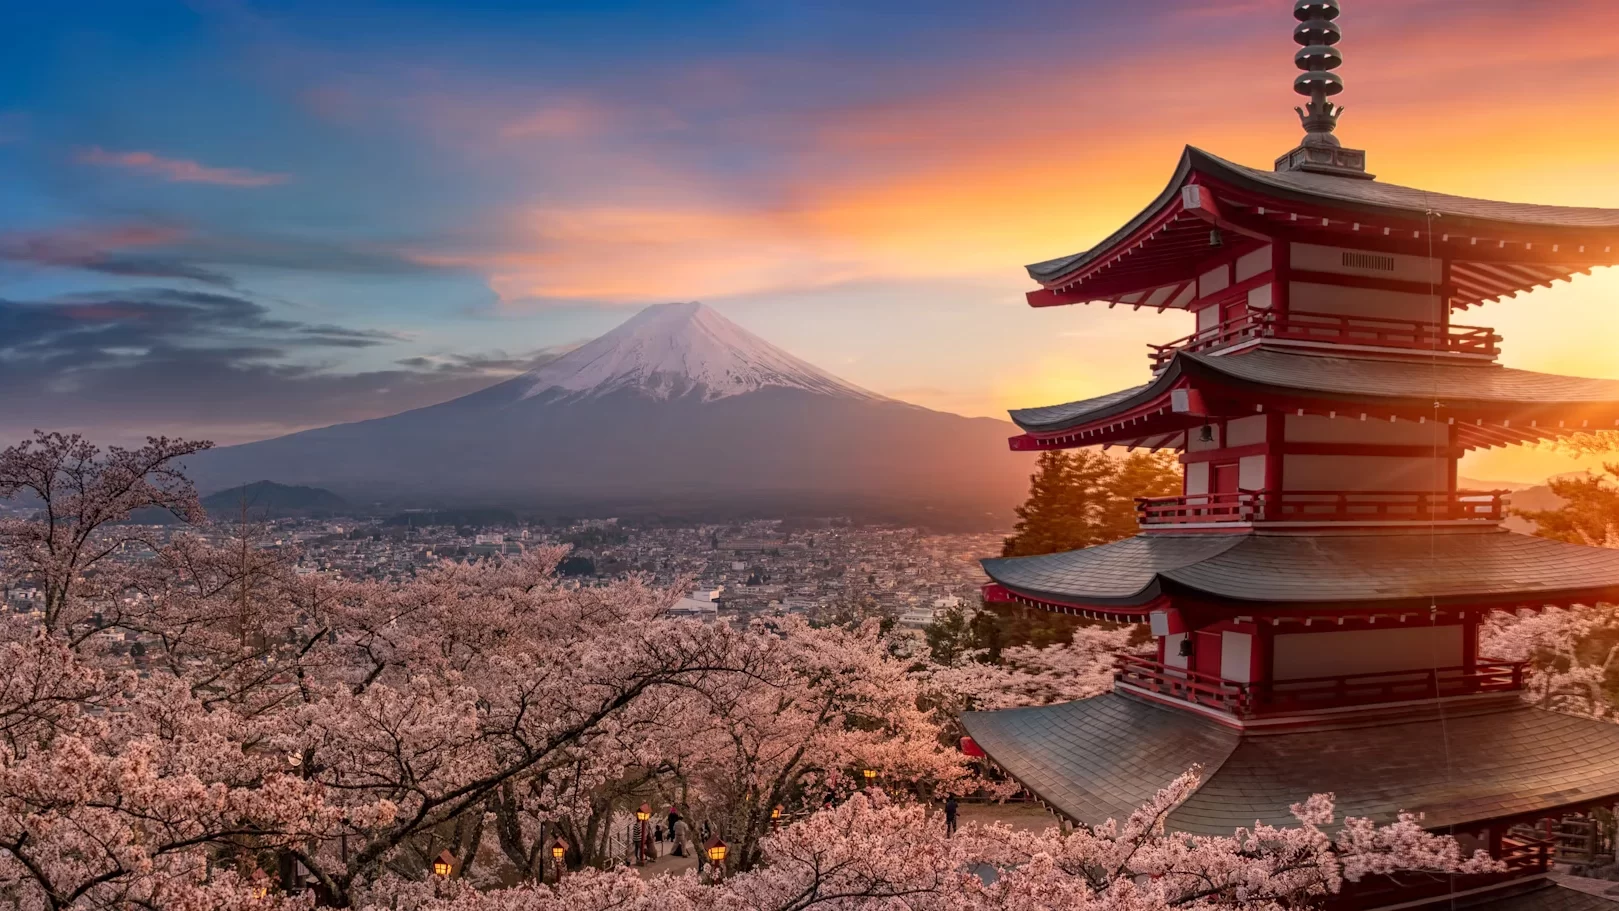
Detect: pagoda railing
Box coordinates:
(1114, 654, 1528, 718)
(1148, 308, 1500, 369)
(1134, 489, 1506, 525)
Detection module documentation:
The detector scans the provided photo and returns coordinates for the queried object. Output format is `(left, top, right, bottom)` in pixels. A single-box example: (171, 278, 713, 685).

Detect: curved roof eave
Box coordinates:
(1027, 146, 1619, 286)
(983, 530, 1619, 610)
(1025, 147, 1197, 284)
(1008, 358, 1187, 433)
(1010, 349, 1619, 437)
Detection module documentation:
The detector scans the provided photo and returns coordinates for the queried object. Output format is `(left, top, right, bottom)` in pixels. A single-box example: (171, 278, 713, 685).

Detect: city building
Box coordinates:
(669, 587, 725, 622)
(961, 3, 1619, 908)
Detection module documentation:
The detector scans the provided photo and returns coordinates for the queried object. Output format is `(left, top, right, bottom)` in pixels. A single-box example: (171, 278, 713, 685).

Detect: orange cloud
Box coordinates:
(76, 147, 289, 187)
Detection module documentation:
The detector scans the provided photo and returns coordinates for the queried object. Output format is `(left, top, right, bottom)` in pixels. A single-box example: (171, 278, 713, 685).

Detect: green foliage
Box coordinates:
(1517, 464, 1619, 546)
(1001, 450, 1181, 557)
(925, 601, 1141, 667)
(923, 604, 976, 666)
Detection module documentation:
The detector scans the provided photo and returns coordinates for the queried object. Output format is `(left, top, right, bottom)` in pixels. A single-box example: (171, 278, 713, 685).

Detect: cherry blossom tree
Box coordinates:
(0, 432, 210, 638)
(923, 624, 1132, 714)
(389, 775, 1500, 911)
(0, 434, 1511, 909)
(651, 616, 970, 874)
(1482, 605, 1619, 718)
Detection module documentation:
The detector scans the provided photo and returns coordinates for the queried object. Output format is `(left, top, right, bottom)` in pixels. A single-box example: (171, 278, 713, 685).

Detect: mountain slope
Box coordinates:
(201, 481, 350, 518)
(183, 303, 1032, 526)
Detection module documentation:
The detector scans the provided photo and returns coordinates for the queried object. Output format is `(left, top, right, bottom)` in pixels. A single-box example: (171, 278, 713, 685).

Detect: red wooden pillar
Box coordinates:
(1271, 240, 1291, 320)
(1446, 423, 1460, 494)
(1461, 614, 1479, 673)
(1264, 411, 1285, 496)
(1250, 622, 1270, 701)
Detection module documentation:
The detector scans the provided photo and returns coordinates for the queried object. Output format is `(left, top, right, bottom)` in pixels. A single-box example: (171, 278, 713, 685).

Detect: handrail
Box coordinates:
(1135, 489, 1506, 525)
(1114, 653, 1530, 718)
(1148, 308, 1500, 368)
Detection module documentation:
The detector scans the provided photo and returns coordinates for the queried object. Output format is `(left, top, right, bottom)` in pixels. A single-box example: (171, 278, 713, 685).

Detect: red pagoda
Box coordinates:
(961, 3, 1619, 908)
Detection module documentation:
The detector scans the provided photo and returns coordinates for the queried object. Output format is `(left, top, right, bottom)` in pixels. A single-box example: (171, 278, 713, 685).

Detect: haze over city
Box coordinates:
(5, 0, 1617, 485)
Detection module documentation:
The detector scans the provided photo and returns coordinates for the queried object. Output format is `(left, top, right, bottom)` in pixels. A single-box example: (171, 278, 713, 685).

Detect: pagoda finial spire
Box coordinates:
(1275, 0, 1373, 179)
(1293, 0, 1344, 141)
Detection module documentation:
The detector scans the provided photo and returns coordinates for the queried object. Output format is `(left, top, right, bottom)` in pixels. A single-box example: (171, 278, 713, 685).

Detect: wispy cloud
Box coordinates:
(0, 221, 463, 287)
(0, 287, 478, 446)
(75, 146, 290, 187)
(0, 223, 237, 286)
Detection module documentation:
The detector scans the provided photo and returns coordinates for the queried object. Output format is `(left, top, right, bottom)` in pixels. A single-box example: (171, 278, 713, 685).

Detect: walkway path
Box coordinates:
(629, 802, 1060, 880)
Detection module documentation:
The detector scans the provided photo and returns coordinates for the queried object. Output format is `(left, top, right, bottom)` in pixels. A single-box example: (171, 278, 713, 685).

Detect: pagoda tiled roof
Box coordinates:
(960, 693, 1619, 836)
(1468, 884, 1619, 911)
(1028, 146, 1619, 285)
(980, 529, 1619, 610)
(1009, 348, 1619, 436)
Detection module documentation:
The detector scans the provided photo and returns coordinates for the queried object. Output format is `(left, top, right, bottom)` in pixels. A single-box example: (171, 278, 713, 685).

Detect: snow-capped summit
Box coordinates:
(517, 302, 882, 403)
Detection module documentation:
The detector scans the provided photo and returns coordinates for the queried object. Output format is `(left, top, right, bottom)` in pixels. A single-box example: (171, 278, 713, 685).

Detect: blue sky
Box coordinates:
(3, 0, 1618, 483)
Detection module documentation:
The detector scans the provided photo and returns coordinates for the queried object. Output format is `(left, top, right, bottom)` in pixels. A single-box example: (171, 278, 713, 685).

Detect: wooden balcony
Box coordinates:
(1114, 654, 1529, 718)
(1148, 308, 1500, 369)
(1135, 489, 1506, 526)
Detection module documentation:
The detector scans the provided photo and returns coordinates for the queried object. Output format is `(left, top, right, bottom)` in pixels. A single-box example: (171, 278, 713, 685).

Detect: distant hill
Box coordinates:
(1501, 484, 1568, 535)
(202, 481, 350, 518)
(1458, 476, 1536, 493)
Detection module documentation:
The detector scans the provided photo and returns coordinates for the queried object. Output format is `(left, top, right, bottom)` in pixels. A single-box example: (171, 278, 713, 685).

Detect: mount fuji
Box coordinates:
(183, 303, 1031, 525)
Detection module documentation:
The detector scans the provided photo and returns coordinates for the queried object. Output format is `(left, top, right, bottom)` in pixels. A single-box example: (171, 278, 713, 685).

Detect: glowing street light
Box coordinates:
(704, 836, 728, 881)
(862, 767, 877, 786)
(635, 803, 653, 864)
(549, 838, 570, 883)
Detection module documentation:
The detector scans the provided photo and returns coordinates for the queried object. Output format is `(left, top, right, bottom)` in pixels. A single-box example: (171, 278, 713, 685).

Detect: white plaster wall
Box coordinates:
(1247, 282, 1273, 310)
(1197, 305, 1220, 332)
(1199, 264, 1231, 298)
(1289, 282, 1442, 322)
(1226, 415, 1269, 447)
(1239, 455, 1267, 490)
(1221, 632, 1254, 683)
(1282, 454, 1448, 491)
(1235, 246, 1273, 283)
(1184, 462, 1210, 496)
(1290, 243, 1442, 284)
(1285, 414, 1447, 445)
(1272, 626, 1463, 680)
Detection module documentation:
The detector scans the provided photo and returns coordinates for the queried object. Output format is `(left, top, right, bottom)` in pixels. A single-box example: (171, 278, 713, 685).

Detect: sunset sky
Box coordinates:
(3, 0, 1618, 484)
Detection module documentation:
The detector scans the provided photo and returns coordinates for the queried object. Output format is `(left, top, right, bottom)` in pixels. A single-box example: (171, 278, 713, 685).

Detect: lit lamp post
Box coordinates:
(771, 804, 783, 831)
(862, 767, 877, 790)
(549, 838, 569, 884)
(432, 850, 454, 898)
(704, 836, 727, 883)
(635, 803, 652, 864)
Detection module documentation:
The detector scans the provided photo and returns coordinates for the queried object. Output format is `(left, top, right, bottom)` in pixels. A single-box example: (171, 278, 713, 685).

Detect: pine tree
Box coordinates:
(1518, 464, 1619, 547)
(1001, 449, 1181, 557)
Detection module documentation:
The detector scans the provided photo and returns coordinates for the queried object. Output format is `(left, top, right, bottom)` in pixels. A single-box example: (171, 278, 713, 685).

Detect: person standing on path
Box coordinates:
(944, 795, 958, 836)
(667, 808, 683, 856)
(674, 817, 698, 870)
